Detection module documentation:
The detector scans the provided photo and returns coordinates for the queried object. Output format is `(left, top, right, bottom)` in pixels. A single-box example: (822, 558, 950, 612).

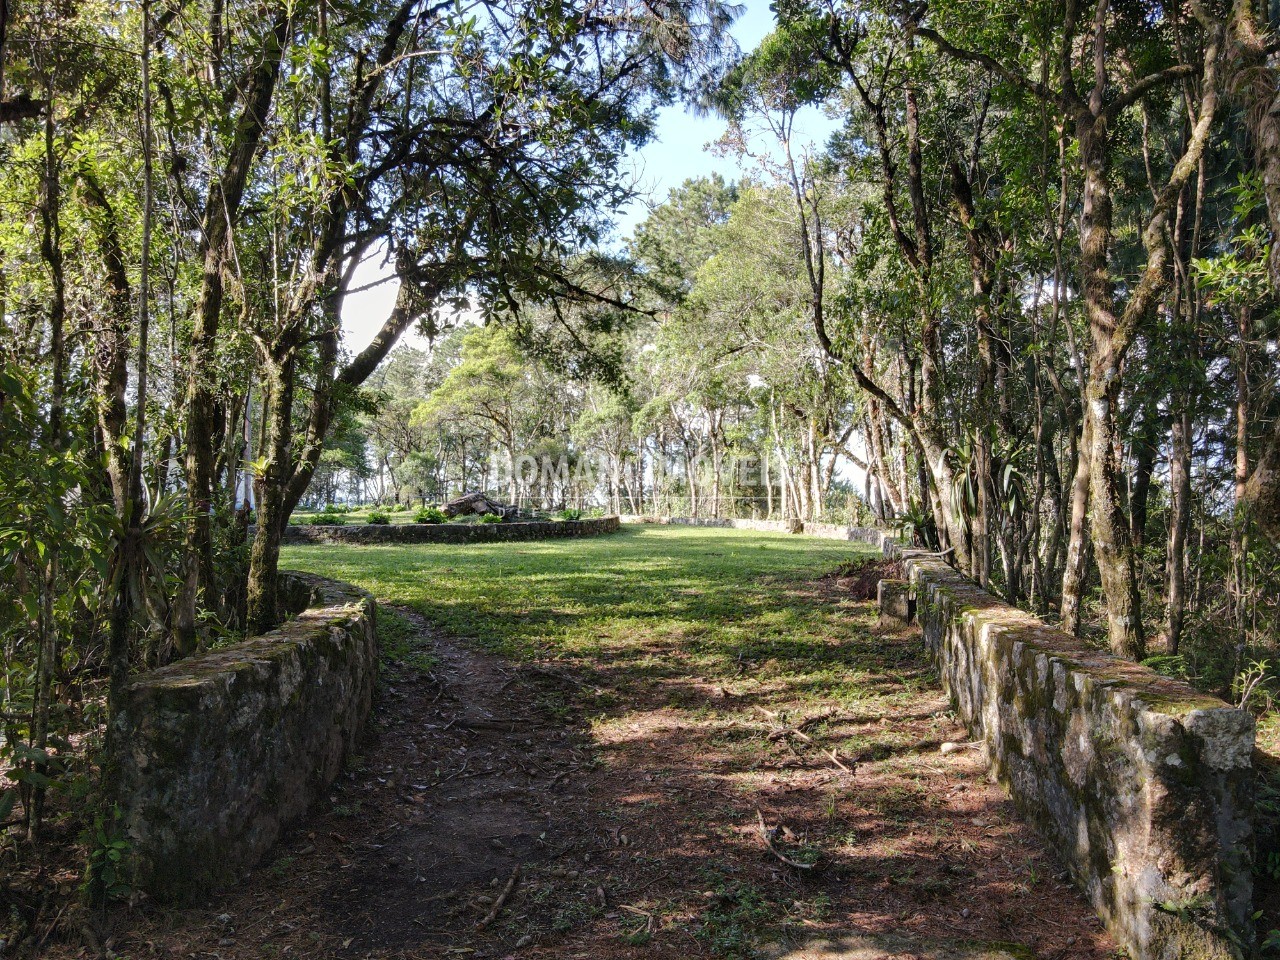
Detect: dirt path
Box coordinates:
(71, 576, 1115, 960)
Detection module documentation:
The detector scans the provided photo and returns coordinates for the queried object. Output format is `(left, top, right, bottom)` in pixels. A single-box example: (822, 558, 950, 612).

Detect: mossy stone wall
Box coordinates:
(620, 517, 889, 544)
(281, 514, 619, 545)
(109, 573, 377, 904)
(902, 552, 1254, 960)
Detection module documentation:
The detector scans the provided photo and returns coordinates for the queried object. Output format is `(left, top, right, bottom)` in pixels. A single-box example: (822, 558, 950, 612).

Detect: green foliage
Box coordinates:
(559, 508, 583, 521)
(1233, 659, 1277, 713)
(695, 876, 773, 957)
(478, 512, 504, 524)
(1142, 655, 1190, 681)
(366, 510, 392, 526)
(1194, 175, 1271, 306)
(308, 508, 348, 526)
(414, 506, 447, 525)
(630, 174, 738, 301)
(0, 362, 113, 829)
(82, 810, 132, 905)
(891, 501, 940, 552)
(413, 327, 539, 456)
(1260, 850, 1280, 882)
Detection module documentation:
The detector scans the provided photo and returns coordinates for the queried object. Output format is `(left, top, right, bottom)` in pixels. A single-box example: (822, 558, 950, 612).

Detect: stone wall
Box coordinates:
(109, 574, 377, 903)
(282, 514, 620, 545)
(660, 516, 802, 533)
(621, 516, 889, 539)
(899, 551, 1255, 960)
(802, 521, 888, 544)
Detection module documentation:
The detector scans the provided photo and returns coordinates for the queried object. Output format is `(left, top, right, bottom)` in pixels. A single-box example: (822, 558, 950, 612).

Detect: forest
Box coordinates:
(3, 0, 1280, 952)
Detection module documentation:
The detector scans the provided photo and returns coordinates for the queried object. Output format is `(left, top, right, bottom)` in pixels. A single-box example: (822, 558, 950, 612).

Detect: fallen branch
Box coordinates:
(753, 705, 814, 744)
(939, 741, 984, 756)
(825, 748, 855, 775)
(34, 901, 69, 954)
(767, 726, 813, 744)
(911, 546, 956, 559)
(755, 809, 814, 871)
(476, 864, 521, 930)
(620, 903, 657, 935)
(417, 764, 499, 791)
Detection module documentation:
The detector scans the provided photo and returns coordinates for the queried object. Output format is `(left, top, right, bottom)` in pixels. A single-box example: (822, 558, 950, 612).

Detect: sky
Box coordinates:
(339, 0, 839, 353)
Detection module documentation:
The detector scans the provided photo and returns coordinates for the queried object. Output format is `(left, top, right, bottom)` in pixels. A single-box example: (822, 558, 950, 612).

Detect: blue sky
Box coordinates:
(342, 0, 838, 348)
(611, 0, 839, 236)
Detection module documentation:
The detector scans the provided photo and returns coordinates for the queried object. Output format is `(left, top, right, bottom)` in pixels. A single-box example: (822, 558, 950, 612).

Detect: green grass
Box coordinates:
(281, 526, 886, 699)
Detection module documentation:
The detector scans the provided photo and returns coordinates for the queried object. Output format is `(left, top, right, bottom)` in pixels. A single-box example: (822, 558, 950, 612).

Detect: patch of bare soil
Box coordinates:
(820, 560, 903, 602)
(38, 592, 1115, 960)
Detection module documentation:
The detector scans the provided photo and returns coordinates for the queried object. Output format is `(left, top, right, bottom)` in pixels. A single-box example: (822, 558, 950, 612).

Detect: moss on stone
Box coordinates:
(111, 572, 378, 906)
(905, 553, 1254, 960)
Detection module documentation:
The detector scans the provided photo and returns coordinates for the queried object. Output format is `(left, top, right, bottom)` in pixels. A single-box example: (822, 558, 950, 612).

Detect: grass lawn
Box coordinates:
(282, 524, 904, 709)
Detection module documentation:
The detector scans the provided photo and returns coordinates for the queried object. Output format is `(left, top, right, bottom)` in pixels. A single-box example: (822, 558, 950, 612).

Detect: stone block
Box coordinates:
(877, 578, 914, 625)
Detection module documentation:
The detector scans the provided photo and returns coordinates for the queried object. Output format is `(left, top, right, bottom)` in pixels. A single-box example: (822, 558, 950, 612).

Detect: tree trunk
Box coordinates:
(1075, 103, 1143, 658)
(176, 12, 288, 653)
(31, 90, 66, 839)
(1165, 405, 1192, 653)
(763, 446, 773, 518)
(1230, 304, 1251, 662)
(1128, 404, 1160, 549)
(79, 169, 131, 513)
(247, 352, 296, 633)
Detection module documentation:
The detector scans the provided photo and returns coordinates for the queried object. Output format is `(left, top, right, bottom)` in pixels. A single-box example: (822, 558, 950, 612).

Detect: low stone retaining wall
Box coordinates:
(620, 516, 889, 543)
(110, 573, 377, 903)
(803, 521, 888, 544)
(283, 514, 619, 545)
(659, 516, 801, 533)
(899, 551, 1255, 960)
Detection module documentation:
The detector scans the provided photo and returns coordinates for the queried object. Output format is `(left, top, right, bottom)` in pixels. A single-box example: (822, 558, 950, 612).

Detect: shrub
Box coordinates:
(367, 510, 391, 525)
(308, 511, 346, 526)
(478, 512, 503, 524)
(414, 506, 446, 524)
(559, 508, 582, 521)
